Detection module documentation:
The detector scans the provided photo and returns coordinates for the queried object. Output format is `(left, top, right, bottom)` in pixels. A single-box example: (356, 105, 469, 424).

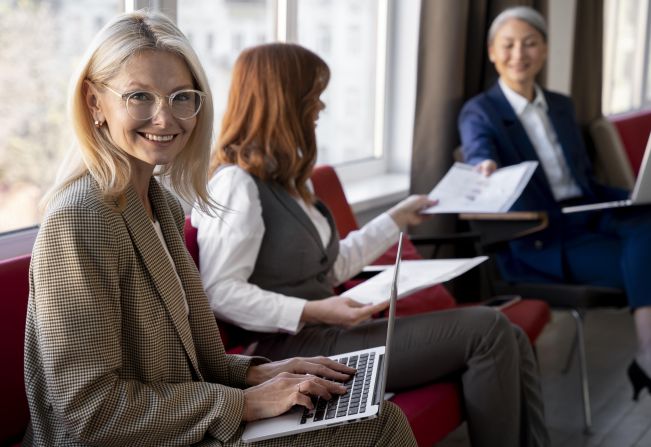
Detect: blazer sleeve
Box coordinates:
(458, 99, 501, 166)
(30, 205, 247, 445)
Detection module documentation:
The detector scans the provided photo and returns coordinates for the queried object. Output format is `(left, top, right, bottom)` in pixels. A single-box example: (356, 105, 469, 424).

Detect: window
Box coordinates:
(178, 0, 387, 166)
(296, 0, 384, 165)
(177, 0, 275, 125)
(603, 0, 651, 115)
(0, 0, 122, 234)
(1, 0, 407, 249)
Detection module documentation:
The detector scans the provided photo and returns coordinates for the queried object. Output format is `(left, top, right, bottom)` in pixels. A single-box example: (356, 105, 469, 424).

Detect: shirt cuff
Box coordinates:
(278, 297, 308, 334)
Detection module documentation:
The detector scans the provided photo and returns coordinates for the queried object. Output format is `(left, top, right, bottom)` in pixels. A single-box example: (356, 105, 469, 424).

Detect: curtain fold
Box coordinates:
(570, 0, 604, 127)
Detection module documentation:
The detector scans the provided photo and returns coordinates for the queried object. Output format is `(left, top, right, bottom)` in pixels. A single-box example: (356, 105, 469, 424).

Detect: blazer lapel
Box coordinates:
(486, 83, 557, 200)
(121, 179, 201, 377)
(487, 83, 540, 162)
(544, 92, 592, 193)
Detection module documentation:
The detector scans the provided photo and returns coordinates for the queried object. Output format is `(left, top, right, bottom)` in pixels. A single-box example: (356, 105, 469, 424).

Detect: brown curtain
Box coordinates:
(570, 0, 604, 127)
(409, 0, 547, 297)
(569, 0, 605, 181)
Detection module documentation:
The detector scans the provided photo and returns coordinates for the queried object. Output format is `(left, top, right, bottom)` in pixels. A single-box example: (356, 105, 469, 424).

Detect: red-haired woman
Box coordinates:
(192, 43, 550, 447)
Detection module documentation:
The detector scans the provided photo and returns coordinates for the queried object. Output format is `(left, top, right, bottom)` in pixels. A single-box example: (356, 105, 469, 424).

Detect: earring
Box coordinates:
(94, 120, 103, 128)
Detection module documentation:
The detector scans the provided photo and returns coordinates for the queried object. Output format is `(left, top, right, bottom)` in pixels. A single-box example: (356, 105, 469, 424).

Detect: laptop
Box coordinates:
(241, 233, 404, 443)
(563, 131, 651, 213)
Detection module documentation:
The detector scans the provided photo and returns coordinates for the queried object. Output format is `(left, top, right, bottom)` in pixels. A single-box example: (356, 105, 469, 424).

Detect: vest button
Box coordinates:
(320, 256, 328, 265)
(316, 273, 326, 282)
(534, 240, 543, 250)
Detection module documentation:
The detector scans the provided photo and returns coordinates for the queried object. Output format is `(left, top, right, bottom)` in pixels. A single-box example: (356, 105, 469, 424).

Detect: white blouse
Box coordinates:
(190, 165, 400, 334)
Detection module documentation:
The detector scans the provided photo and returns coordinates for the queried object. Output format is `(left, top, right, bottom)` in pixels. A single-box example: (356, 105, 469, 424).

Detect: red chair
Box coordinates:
(610, 108, 651, 176)
(1, 254, 32, 446)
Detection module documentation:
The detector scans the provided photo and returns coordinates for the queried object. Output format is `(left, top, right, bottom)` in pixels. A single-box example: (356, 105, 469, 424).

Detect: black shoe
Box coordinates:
(627, 360, 651, 401)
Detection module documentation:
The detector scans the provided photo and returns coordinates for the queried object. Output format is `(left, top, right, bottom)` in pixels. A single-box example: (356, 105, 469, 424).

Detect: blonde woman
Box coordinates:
(24, 11, 415, 446)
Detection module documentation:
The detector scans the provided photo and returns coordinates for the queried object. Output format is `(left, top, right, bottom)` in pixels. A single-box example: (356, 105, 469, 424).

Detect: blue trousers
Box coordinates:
(507, 206, 651, 310)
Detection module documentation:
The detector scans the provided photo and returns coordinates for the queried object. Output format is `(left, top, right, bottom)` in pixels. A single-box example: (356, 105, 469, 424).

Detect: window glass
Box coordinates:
(0, 0, 121, 233)
(177, 0, 275, 132)
(603, 0, 647, 114)
(296, 0, 380, 165)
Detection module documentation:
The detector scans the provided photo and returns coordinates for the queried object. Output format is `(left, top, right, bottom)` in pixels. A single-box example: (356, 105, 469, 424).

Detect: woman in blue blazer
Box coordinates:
(459, 6, 651, 399)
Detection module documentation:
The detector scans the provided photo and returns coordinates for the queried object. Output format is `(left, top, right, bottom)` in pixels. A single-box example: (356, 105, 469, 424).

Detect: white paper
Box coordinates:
(422, 161, 538, 214)
(342, 257, 488, 305)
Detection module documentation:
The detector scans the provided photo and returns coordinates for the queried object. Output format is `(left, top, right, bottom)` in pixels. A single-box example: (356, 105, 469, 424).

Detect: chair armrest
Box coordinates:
(458, 212, 549, 250)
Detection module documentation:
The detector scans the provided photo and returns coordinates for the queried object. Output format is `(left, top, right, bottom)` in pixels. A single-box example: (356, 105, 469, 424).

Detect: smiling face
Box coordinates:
(85, 50, 197, 176)
(488, 18, 547, 98)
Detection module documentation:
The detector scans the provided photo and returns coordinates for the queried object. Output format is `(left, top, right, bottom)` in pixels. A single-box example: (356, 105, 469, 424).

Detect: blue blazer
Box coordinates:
(458, 82, 626, 281)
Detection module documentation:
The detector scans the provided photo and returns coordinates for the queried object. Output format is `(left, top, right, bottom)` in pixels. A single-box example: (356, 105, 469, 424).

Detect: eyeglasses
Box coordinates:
(101, 83, 206, 121)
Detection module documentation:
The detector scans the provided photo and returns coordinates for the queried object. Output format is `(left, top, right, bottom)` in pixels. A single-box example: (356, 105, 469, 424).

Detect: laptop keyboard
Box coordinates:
(300, 352, 376, 424)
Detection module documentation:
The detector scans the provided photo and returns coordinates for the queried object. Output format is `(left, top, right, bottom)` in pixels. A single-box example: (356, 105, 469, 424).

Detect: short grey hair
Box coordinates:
(487, 6, 547, 44)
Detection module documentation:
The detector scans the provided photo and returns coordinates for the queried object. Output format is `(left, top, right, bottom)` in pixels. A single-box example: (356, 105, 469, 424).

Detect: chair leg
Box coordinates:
(570, 309, 592, 433)
(562, 323, 579, 374)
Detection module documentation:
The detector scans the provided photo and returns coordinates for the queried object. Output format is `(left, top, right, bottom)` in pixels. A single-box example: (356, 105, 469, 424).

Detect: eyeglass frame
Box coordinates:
(98, 83, 207, 121)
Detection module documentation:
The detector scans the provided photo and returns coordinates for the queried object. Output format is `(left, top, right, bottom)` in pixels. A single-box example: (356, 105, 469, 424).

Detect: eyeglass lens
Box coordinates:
(126, 90, 203, 120)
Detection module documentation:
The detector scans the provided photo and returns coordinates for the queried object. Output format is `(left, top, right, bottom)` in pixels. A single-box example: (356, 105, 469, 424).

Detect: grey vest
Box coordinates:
(249, 177, 340, 301)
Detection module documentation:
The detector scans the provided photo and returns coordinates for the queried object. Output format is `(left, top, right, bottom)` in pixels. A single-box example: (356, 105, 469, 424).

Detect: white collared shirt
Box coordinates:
(499, 79, 582, 201)
(190, 165, 400, 334)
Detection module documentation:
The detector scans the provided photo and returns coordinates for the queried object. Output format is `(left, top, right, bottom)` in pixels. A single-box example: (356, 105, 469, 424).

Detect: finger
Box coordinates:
(366, 300, 390, 314)
(300, 359, 355, 380)
(303, 377, 347, 398)
(343, 297, 365, 308)
(294, 391, 315, 410)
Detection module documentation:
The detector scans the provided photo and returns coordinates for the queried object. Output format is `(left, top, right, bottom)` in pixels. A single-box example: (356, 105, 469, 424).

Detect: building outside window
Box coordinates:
(0, 0, 388, 240)
(0, 0, 121, 234)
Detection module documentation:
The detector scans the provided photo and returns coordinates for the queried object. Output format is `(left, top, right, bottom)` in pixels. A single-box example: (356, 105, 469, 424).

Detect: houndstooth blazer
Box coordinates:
(23, 174, 258, 446)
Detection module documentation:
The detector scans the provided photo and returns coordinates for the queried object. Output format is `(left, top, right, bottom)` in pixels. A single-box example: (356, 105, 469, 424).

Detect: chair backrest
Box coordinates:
(310, 165, 359, 238)
(0, 254, 32, 444)
(589, 117, 635, 189)
(609, 108, 651, 176)
(183, 217, 200, 268)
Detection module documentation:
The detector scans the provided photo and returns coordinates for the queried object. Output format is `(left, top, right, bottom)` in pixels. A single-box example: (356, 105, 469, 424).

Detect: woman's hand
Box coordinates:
(302, 295, 389, 327)
(387, 195, 436, 228)
(243, 372, 348, 421)
(475, 159, 497, 176)
(246, 356, 355, 386)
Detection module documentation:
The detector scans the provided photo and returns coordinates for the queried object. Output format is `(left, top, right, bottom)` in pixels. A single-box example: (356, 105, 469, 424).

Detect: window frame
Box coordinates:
(602, 0, 651, 115)
(1, 0, 419, 257)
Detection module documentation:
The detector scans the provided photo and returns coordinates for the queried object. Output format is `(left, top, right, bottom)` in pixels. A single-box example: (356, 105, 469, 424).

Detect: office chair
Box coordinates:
(460, 211, 628, 433)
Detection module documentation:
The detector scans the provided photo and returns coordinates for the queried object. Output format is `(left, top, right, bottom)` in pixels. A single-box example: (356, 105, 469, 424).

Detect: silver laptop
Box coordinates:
(563, 131, 651, 213)
(242, 233, 404, 443)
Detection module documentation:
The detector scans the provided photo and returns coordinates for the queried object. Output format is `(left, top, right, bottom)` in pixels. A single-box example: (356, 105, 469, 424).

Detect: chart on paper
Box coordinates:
(422, 161, 538, 213)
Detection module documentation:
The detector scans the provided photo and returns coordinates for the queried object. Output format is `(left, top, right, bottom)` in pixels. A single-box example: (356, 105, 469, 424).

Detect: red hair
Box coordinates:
(210, 43, 330, 202)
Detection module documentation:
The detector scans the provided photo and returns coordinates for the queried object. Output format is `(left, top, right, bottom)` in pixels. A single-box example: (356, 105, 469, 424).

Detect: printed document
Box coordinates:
(343, 257, 488, 305)
(422, 161, 538, 213)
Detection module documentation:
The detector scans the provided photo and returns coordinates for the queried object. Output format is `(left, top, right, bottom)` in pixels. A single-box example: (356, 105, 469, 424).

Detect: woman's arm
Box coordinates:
(192, 166, 307, 333)
(330, 195, 433, 285)
(458, 101, 500, 167)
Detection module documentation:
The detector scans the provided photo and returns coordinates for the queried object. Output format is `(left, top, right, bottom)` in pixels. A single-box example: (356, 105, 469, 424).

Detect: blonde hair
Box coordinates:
(45, 10, 215, 212)
(211, 43, 330, 203)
